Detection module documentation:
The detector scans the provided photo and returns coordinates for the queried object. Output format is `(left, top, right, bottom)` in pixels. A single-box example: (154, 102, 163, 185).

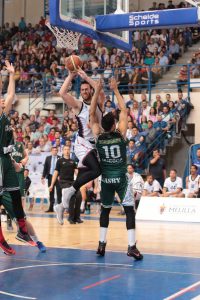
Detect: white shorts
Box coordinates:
(74, 136, 95, 168)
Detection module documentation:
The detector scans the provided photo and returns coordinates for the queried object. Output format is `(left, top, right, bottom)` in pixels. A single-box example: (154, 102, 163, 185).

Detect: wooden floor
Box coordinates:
(3, 204, 200, 258)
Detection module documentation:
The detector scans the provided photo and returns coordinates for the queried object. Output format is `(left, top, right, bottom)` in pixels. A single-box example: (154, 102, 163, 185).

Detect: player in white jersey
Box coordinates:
(143, 174, 162, 197)
(125, 164, 144, 209)
(161, 169, 184, 197)
(54, 69, 104, 223)
(185, 165, 200, 198)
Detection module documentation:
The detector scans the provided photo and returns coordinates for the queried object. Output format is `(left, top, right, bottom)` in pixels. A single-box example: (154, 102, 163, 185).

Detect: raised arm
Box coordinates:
(89, 80, 102, 137)
(109, 78, 127, 138)
(4, 61, 15, 115)
(78, 68, 105, 111)
(59, 72, 81, 110)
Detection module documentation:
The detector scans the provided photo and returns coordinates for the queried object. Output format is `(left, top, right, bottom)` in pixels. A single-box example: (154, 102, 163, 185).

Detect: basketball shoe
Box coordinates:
(96, 241, 106, 256)
(0, 239, 16, 255)
(127, 244, 143, 260)
(15, 231, 36, 246)
(36, 241, 46, 253)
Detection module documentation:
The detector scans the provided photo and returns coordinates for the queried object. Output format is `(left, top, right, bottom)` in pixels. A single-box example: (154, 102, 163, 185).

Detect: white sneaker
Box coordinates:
(62, 187, 75, 209)
(54, 204, 65, 225)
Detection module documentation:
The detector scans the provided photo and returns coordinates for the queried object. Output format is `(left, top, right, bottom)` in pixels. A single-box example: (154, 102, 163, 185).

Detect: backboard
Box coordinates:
(49, 0, 132, 51)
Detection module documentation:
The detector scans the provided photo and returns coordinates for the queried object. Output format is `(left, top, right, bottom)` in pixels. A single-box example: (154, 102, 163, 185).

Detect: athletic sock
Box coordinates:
(127, 229, 135, 247)
(30, 235, 38, 243)
(80, 201, 85, 210)
(99, 227, 108, 243)
(17, 218, 28, 234)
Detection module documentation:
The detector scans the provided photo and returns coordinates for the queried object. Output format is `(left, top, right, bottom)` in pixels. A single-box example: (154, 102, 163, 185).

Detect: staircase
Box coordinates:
(153, 41, 200, 92)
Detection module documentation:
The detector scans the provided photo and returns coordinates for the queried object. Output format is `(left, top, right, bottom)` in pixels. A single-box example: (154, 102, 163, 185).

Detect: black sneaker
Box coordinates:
(0, 240, 16, 255)
(15, 231, 36, 246)
(127, 244, 143, 260)
(96, 241, 106, 256)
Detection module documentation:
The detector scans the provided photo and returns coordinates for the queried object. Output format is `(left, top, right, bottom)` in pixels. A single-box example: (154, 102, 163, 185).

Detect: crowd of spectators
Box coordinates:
(0, 2, 200, 96)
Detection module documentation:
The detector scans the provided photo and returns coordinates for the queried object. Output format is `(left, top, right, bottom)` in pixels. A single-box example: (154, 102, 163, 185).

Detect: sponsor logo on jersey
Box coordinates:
(102, 177, 121, 184)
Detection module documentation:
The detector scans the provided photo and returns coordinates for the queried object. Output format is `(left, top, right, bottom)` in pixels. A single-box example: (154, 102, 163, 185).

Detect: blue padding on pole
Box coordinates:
(49, 0, 132, 51)
(96, 8, 199, 32)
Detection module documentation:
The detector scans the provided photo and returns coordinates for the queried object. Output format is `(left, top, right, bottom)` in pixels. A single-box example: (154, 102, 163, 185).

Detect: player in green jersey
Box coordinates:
(90, 78, 143, 260)
(0, 61, 35, 255)
(0, 130, 46, 252)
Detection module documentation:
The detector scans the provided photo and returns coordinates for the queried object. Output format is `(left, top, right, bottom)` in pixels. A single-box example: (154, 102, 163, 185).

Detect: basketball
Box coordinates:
(65, 55, 83, 72)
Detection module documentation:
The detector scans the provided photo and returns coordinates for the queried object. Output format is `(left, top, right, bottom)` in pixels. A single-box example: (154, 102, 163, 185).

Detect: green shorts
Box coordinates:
(100, 176, 128, 208)
(0, 155, 19, 196)
(16, 171, 25, 197)
(0, 192, 26, 220)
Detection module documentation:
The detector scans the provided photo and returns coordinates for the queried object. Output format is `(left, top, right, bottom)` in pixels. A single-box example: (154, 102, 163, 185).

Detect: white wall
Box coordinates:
(4, 0, 44, 25)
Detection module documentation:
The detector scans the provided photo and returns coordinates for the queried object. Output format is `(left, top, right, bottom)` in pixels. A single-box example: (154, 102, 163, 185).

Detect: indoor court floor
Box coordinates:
(1, 208, 200, 300)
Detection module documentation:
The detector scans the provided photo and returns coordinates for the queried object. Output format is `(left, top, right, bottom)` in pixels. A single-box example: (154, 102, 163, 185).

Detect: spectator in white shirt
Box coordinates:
(142, 174, 162, 197)
(161, 169, 184, 197)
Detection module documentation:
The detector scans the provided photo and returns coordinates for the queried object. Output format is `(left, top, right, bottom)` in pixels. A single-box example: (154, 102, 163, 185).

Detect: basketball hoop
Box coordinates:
(45, 20, 81, 50)
(185, 0, 200, 7)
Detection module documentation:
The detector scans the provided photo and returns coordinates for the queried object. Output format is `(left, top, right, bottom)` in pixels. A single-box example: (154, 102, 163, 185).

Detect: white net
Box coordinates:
(185, 0, 200, 7)
(45, 20, 81, 50)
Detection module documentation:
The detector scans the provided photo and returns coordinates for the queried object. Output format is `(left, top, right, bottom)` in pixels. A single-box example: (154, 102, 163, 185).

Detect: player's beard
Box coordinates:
(81, 93, 92, 105)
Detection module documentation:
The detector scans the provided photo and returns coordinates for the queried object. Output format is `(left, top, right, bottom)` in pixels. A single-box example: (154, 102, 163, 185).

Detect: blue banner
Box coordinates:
(96, 8, 198, 31)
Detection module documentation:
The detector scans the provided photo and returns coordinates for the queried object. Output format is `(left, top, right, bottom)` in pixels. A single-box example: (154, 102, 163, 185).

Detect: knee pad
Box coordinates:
(100, 207, 111, 228)
(124, 206, 135, 230)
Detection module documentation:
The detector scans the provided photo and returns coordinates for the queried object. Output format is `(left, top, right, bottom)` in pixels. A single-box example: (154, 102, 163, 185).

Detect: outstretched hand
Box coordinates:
(5, 60, 15, 74)
(95, 79, 103, 92)
(109, 77, 118, 91)
(77, 67, 87, 80)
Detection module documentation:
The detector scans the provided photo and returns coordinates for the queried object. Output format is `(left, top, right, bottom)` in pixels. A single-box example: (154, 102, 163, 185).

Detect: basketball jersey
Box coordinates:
(96, 130, 127, 178)
(11, 142, 24, 163)
(144, 179, 161, 193)
(164, 177, 182, 192)
(188, 175, 200, 192)
(76, 101, 102, 142)
(0, 113, 14, 155)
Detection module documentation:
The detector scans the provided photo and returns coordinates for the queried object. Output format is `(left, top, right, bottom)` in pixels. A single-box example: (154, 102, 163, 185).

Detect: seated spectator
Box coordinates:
(192, 148, 200, 175)
(48, 127, 56, 142)
(127, 140, 138, 164)
(161, 169, 184, 197)
(103, 65, 112, 84)
(145, 120, 157, 146)
(163, 93, 172, 106)
(142, 174, 162, 197)
(169, 39, 180, 61)
(36, 137, 51, 153)
(140, 115, 148, 130)
(29, 114, 39, 132)
(176, 65, 190, 90)
(151, 57, 162, 81)
(154, 114, 169, 152)
(126, 121, 134, 140)
(185, 165, 200, 198)
(126, 93, 136, 108)
(91, 68, 101, 81)
(47, 110, 56, 125)
(141, 99, 151, 120)
(159, 51, 169, 73)
(149, 149, 166, 187)
(148, 107, 157, 123)
(130, 100, 139, 121)
(144, 51, 155, 65)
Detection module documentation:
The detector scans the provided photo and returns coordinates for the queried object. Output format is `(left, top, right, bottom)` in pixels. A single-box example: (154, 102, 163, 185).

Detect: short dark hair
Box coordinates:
(191, 164, 198, 170)
(101, 112, 115, 131)
(127, 164, 134, 169)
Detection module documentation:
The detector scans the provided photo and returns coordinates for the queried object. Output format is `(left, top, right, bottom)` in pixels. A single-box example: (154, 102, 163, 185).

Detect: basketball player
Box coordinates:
(0, 61, 34, 255)
(1, 130, 46, 252)
(185, 165, 200, 198)
(54, 68, 103, 223)
(90, 78, 143, 260)
(161, 169, 185, 197)
(142, 174, 162, 197)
